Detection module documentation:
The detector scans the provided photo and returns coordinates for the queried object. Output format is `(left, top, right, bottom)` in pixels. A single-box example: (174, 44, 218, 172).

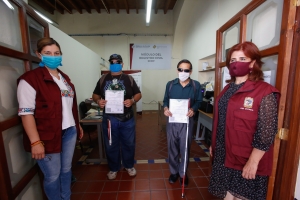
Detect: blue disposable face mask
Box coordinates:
(39, 54, 63, 69)
(110, 63, 122, 72)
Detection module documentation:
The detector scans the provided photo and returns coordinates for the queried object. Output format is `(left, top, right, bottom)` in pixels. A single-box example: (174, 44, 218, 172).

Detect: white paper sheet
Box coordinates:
(105, 90, 124, 114)
(169, 99, 189, 123)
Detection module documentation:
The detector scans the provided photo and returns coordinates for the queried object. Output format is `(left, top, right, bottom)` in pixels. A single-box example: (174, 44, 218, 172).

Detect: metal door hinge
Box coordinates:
(278, 128, 289, 140)
(293, 0, 300, 6)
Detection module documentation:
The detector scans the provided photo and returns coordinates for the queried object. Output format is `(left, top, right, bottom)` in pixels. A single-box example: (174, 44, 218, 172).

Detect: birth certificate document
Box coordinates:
(105, 90, 124, 114)
(169, 99, 189, 123)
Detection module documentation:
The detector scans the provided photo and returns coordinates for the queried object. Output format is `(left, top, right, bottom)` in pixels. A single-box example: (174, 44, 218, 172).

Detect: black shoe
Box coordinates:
(179, 175, 189, 186)
(169, 173, 179, 184)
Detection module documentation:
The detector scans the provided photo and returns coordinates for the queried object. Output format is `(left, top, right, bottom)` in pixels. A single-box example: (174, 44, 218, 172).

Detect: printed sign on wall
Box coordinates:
(130, 43, 171, 70)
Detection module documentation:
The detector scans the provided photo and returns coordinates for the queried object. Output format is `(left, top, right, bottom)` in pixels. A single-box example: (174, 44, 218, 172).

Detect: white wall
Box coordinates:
(56, 10, 175, 110)
(47, 0, 251, 110)
(175, 0, 251, 83)
(49, 24, 102, 104)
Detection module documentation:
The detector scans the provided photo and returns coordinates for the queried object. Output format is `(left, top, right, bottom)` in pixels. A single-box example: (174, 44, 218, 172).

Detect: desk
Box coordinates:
(80, 114, 106, 162)
(195, 110, 213, 140)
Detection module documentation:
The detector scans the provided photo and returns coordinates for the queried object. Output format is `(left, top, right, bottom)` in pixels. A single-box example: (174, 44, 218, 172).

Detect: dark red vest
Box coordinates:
(211, 80, 280, 176)
(18, 67, 80, 153)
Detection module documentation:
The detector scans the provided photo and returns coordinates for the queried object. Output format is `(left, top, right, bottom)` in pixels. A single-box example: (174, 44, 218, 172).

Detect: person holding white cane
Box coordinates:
(163, 59, 202, 188)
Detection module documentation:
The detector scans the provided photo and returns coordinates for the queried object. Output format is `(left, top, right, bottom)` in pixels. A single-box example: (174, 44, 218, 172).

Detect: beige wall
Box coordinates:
(56, 9, 175, 110)
(45, 0, 251, 110)
(176, 0, 251, 82)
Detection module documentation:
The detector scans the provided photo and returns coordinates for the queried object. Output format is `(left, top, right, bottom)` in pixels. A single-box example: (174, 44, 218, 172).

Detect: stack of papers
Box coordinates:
(84, 115, 102, 120)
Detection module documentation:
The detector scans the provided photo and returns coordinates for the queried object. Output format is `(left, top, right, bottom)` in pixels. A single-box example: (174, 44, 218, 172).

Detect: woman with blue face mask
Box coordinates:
(17, 37, 83, 200)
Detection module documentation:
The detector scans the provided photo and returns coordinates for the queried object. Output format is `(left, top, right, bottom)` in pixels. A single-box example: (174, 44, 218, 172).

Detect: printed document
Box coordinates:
(169, 99, 189, 123)
(105, 90, 124, 114)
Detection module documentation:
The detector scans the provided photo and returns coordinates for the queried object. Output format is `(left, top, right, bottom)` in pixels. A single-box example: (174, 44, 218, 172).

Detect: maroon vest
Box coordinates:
(18, 67, 80, 153)
(211, 80, 280, 176)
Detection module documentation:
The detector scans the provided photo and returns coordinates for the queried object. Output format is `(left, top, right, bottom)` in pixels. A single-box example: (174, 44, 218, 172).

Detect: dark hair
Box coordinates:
(36, 37, 62, 55)
(177, 59, 192, 70)
(226, 41, 263, 83)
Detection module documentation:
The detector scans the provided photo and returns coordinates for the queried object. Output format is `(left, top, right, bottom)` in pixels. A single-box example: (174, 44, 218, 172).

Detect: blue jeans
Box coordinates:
(37, 126, 77, 200)
(102, 114, 136, 172)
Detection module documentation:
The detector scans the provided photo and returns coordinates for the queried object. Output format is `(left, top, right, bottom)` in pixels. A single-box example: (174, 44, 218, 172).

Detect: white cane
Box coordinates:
(181, 117, 189, 198)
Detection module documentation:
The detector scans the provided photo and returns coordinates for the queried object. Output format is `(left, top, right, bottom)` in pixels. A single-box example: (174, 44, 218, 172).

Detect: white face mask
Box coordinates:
(178, 72, 190, 82)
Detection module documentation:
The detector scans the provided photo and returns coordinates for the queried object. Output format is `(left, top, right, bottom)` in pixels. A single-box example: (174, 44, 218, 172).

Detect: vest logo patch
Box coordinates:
(244, 97, 254, 108)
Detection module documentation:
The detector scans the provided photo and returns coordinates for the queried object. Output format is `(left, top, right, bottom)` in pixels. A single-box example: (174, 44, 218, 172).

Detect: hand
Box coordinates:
(124, 99, 134, 107)
(164, 108, 172, 117)
(79, 125, 84, 140)
(242, 159, 258, 179)
(187, 109, 194, 117)
(209, 146, 213, 157)
(97, 99, 107, 108)
(31, 144, 45, 160)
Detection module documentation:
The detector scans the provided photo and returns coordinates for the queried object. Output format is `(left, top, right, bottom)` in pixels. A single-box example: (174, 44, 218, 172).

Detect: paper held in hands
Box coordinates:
(169, 99, 189, 123)
(105, 90, 124, 114)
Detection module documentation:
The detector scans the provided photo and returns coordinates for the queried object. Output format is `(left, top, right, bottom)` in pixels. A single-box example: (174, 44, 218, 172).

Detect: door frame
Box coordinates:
(213, 0, 299, 199)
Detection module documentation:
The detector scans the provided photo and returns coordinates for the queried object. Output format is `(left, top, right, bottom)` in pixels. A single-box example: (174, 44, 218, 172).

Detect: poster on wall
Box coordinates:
(130, 43, 171, 70)
(101, 70, 142, 112)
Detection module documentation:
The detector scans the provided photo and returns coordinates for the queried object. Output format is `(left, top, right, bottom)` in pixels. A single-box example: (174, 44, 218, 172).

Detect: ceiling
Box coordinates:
(29, 0, 178, 15)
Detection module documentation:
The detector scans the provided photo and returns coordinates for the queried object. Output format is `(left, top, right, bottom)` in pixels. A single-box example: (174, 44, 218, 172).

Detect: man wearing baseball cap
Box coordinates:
(92, 54, 142, 180)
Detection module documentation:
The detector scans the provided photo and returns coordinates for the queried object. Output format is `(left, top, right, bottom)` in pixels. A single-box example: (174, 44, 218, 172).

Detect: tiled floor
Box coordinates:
(71, 111, 220, 200)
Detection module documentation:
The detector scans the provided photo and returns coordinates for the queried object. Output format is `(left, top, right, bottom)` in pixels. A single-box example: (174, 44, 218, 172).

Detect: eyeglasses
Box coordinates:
(177, 68, 191, 73)
(110, 60, 121, 64)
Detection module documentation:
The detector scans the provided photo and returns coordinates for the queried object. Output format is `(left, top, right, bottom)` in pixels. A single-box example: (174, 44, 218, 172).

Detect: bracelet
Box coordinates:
(31, 140, 44, 147)
(132, 98, 135, 103)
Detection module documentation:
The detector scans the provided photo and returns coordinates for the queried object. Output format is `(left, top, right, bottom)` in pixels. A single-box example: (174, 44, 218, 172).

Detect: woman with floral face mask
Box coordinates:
(162, 59, 202, 187)
(17, 37, 83, 200)
(208, 42, 280, 200)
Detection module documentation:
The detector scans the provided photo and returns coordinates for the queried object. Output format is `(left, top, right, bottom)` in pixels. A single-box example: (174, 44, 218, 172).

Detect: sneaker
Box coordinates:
(107, 171, 117, 180)
(125, 167, 137, 176)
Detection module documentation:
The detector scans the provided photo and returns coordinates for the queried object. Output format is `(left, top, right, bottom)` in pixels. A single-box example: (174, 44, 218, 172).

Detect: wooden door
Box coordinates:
(213, 0, 299, 199)
(0, 0, 49, 199)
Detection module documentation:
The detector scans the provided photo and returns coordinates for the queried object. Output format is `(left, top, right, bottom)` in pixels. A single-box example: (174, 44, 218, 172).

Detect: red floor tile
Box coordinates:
(135, 179, 150, 191)
(135, 164, 149, 171)
(135, 171, 149, 179)
(82, 193, 101, 200)
(167, 189, 187, 200)
(85, 181, 105, 193)
(119, 180, 135, 191)
(102, 181, 120, 192)
(164, 179, 181, 190)
(193, 177, 210, 188)
(149, 170, 163, 179)
(71, 181, 89, 193)
(70, 193, 83, 200)
(99, 192, 118, 200)
(134, 191, 151, 200)
(71, 112, 212, 199)
(151, 190, 168, 200)
(150, 179, 166, 190)
(184, 188, 204, 200)
(189, 168, 206, 177)
(117, 192, 133, 200)
(149, 163, 162, 170)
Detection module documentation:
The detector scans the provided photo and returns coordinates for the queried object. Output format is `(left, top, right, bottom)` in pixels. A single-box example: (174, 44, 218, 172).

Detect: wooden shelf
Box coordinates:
(199, 68, 215, 72)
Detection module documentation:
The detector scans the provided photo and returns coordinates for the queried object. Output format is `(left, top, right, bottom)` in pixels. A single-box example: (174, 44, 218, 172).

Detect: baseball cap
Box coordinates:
(109, 54, 123, 62)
